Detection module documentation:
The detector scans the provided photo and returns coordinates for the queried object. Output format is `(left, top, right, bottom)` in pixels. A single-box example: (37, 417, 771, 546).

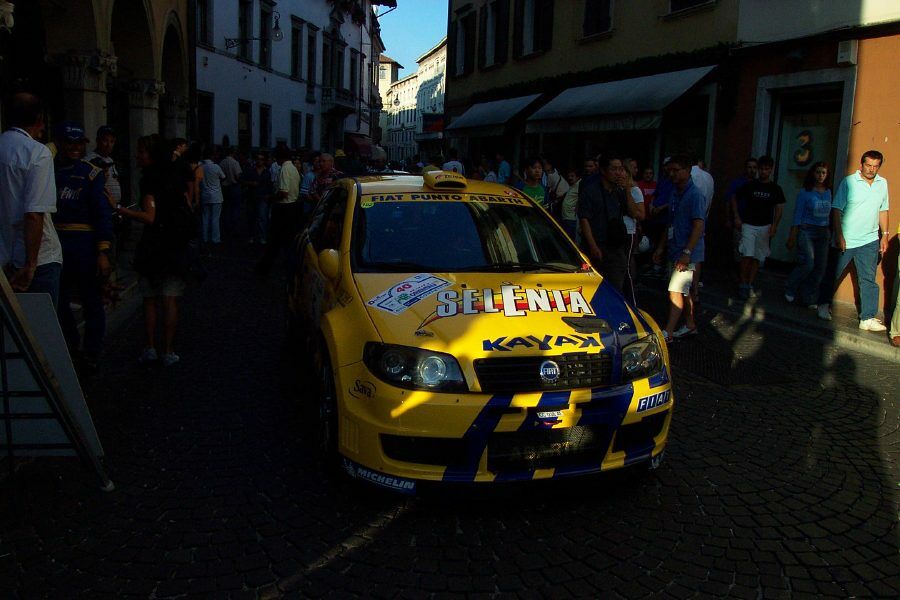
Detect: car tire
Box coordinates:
(312, 340, 340, 473)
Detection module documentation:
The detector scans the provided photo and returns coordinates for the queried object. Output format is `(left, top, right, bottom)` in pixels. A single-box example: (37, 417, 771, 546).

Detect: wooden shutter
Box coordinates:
(495, 0, 510, 64)
(463, 14, 476, 74)
(512, 0, 524, 59)
(477, 6, 487, 69)
(537, 0, 554, 52)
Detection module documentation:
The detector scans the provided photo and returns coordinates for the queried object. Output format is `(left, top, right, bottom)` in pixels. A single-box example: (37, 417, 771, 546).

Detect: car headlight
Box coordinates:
(621, 334, 663, 383)
(363, 343, 468, 392)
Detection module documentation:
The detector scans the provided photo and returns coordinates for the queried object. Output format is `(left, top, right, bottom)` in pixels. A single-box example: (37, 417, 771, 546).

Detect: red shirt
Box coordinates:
(637, 179, 656, 204)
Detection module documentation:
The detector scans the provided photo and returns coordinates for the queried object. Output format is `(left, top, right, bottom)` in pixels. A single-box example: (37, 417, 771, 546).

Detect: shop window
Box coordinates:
(583, 0, 612, 37)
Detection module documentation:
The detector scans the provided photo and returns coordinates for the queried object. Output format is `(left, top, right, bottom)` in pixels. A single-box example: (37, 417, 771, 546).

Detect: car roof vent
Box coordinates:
(423, 170, 467, 190)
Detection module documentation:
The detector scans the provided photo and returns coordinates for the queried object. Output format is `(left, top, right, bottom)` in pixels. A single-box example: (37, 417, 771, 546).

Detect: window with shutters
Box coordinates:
(449, 10, 477, 77)
(514, 0, 553, 58)
(583, 0, 612, 37)
(478, 0, 510, 70)
(291, 18, 304, 79)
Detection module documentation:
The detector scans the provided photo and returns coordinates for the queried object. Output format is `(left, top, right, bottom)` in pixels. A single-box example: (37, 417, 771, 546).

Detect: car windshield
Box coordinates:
(353, 196, 584, 273)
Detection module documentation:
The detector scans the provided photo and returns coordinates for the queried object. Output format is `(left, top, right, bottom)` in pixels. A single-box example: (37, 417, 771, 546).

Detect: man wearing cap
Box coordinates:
(0, 92, 63, 305)
(53, 121, 113, 371)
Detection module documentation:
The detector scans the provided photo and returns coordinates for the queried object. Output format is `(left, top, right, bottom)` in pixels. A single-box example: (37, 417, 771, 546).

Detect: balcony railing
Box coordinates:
(321, 86, 356, 115)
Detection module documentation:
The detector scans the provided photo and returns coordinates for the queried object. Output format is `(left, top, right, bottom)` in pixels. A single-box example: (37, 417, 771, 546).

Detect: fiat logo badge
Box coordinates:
(539, 360, 561, 384)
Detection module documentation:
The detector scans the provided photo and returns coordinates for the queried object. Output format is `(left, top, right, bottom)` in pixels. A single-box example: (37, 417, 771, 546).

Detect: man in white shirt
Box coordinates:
(255, 146, 301, 275)
(442, 148, 465, 175)
(0, 93, 63, 306)
(691, 159, 715, 213)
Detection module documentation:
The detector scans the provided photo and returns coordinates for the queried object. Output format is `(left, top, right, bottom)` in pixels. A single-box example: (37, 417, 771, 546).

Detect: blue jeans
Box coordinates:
(201, 202, 222, 244)
(26, 261, 62, 309)
(821, 239, 881, 319)
(785, 225, 829, 304)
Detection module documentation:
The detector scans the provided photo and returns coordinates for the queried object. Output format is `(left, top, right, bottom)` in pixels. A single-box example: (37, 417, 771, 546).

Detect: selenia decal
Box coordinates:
(419, 285, 593, 328)
(367, 273, 451, 315)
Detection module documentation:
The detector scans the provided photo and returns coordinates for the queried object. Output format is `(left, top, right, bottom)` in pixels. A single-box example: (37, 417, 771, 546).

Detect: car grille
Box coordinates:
(487, 425, 607, 472)
(474, 352, 613, 393)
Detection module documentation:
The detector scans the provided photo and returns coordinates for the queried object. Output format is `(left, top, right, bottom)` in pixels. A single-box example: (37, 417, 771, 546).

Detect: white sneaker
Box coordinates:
(162, 352, 181, 367)
(859, 318, 887, 332)
(138, 347, 158, 364)
(807, 304, 818, 310)
(817, 305, 832, 321)
(784, 293, 795, 303)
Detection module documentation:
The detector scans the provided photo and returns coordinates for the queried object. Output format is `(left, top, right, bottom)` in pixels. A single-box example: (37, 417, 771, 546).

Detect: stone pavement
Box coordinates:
(1, 244, 898, 598)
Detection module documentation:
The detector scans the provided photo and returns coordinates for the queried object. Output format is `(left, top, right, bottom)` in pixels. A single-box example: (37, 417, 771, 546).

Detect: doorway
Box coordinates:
(769, 86, 842, 262)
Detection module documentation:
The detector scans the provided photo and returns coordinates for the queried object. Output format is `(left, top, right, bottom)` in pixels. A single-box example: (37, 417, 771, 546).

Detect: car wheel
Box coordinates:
(312, 341, 340, 472)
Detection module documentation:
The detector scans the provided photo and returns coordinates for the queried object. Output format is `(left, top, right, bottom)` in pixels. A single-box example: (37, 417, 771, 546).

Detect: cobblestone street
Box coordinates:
(1, 246, 898, 599)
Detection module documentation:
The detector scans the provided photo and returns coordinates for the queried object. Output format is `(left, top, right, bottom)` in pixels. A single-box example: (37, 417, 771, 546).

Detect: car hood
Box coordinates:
(354, 272, 652, 357)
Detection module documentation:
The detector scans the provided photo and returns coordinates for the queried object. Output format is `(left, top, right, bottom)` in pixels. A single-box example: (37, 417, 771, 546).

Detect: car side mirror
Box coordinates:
(318, 249, 341, 282)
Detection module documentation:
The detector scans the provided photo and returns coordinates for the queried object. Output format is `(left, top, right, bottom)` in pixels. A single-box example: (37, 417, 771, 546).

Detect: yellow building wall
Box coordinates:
(835, 34, 900, 310)
(447, 0, 739, 107)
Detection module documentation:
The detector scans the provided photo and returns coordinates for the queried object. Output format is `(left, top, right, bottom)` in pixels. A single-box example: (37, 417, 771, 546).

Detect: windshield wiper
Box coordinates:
(458, 261, 578, 273)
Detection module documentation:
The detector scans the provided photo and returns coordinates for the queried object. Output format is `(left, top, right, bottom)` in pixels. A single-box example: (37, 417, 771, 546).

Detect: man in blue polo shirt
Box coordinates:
(817, 150, 890, 331)
(652, 155, 706, 343)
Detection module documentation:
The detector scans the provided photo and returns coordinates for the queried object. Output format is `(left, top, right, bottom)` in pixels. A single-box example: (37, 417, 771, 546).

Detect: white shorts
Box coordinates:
(739, 224, 771, 261)
(667, 263, 696, 296)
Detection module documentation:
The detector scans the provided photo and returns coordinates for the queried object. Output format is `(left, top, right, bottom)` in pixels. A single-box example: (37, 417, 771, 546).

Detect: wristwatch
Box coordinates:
(681, 248, 692, 255)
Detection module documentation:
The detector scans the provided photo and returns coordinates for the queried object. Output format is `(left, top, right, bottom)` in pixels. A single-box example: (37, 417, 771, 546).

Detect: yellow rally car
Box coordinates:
(287, 171, 672, 493)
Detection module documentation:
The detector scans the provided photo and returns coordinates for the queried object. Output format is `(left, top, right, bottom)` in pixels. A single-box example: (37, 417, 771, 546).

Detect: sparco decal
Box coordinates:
(482, 333, 602, 352)
(636, 390, 671, 413)
(343, 458, 416, 493)
(419, 285, 593, 328)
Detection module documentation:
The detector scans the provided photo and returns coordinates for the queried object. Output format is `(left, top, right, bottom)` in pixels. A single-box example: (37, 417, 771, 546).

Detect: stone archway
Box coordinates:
(159, 17, 188, 139)
(107, 0, 159, 202)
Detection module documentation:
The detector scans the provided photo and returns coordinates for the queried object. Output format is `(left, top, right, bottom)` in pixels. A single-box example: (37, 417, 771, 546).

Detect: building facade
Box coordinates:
(382, 37, 447, 164)
(195, 0, 389, 155)
(445, 0, 900, 311)
(0, 0, 190, 201)
(414, 38, 447, 160)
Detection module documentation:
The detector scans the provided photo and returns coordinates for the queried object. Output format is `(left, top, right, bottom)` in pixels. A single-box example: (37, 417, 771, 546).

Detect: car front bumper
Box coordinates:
(334, 361, 673, 490)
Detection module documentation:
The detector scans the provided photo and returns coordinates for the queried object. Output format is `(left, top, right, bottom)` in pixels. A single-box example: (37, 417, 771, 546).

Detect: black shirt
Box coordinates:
(576, 174, 628, 248)
(736, 180, 786, 226)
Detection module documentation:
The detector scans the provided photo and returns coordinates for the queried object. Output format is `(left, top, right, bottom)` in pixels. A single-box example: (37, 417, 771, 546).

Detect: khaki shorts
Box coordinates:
(139, 274, 186, 298)
(739, 224, 771, 262)
(667, 262, 696, 296)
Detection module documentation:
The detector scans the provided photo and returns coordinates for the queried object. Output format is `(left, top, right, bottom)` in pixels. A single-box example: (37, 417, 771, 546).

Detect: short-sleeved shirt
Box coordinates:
(518, 182, 548, 209)
(219, 155, 242, 187)
(669, 179, 706, 263)
(624, 186, 644, 235)
(276, 160, 301, 204)
(199, 160, 226, 204)
(832, 171, 890, 249)
(497, 160, 511, 184)
(561, 180, 580, 221)
(792, 189, 832, 227)
(736, 180, 786, 226)
(577, 175, 628, 248)
(726, 175, 750, 215)
(0, 128, 62, 269)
